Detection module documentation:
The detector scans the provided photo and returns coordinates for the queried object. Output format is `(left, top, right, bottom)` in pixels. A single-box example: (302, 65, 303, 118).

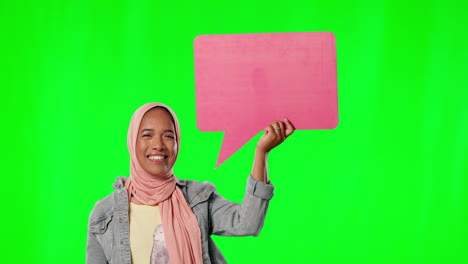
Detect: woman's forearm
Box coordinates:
(251, 148, 268, 183)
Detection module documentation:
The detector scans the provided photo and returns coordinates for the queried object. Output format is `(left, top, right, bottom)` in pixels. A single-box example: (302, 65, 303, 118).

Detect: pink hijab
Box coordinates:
(124, 102, 203, 264)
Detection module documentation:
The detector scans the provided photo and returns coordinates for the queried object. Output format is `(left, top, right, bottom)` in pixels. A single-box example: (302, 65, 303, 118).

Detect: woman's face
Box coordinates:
(135, 108, 177, 177)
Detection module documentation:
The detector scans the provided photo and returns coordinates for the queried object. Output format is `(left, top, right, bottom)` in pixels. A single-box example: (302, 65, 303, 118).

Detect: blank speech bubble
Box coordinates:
(194, 32, 338, 168)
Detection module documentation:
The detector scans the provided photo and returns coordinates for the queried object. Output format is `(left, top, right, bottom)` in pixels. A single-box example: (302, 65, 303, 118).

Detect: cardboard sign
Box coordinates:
(194, 32, 338, 167)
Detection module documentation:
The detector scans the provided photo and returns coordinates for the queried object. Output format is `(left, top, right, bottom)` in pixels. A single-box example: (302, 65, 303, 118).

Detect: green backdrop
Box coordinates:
(1, 0, 467, 263)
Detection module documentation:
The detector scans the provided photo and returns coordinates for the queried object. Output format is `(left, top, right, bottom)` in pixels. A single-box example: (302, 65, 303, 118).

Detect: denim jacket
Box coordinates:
(86, 175, 274, 264)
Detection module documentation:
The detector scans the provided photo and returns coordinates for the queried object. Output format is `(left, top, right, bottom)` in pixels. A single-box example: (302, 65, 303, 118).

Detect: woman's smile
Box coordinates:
(147, 154, 167, 163)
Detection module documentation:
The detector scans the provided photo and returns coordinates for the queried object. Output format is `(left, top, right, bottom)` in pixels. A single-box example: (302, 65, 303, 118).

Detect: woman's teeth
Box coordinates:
(148, 156, 165, 160)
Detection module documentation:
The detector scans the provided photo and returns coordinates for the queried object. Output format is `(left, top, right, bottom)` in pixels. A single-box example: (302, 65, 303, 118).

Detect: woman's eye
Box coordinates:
(142, 134, 151, 138)
(164, 135, 174, 139)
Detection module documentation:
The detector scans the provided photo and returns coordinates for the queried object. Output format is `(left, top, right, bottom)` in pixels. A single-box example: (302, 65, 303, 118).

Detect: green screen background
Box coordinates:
(2, 0, 467, 263)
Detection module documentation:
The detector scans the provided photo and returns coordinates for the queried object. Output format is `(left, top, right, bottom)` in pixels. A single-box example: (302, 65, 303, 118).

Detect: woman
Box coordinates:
(86, 102, 294, 264)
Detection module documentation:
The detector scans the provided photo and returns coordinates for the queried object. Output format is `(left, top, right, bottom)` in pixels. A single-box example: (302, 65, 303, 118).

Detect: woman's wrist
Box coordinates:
(255, 145, 268, 155)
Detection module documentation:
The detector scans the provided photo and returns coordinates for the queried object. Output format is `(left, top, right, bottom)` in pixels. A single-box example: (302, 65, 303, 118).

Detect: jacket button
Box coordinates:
(203, 253, 209, 260)
(200, 194, 206, 199)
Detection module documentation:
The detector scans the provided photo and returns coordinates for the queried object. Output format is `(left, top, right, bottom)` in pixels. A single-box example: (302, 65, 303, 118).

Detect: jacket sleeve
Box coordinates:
(86, 230, 109, 264)
(209, 175, 274, 237)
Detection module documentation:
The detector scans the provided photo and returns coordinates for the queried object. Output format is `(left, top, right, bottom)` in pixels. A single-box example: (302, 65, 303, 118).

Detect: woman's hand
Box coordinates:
(256, 118, 295, 153)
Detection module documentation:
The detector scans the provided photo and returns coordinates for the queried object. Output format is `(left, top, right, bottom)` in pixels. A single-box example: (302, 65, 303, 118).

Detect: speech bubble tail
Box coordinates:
(215, 129, 256, 168)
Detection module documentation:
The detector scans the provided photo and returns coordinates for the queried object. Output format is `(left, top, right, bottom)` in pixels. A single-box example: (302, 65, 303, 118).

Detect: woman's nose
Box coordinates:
(150, 137, 165, 150)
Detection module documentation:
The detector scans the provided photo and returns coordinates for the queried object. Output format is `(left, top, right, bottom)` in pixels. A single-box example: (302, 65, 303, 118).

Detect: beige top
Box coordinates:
(129, 202, 162, 264)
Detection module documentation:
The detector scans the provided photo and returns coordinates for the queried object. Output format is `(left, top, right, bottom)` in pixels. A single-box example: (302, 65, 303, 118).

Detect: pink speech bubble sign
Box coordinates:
(194, 32, 338, 167)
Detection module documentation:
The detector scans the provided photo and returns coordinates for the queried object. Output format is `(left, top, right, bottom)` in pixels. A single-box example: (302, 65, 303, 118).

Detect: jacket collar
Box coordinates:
(112, 176, 187, 189)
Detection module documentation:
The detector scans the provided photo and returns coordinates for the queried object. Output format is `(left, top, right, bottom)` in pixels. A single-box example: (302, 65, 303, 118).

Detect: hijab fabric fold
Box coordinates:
(124, 102, 203, 264)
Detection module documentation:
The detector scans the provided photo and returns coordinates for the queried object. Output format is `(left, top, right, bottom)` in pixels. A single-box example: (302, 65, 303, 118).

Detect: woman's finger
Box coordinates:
(280, 121, 286, 139)
(272, 121, 283, 140)
(284, 118, 295, 137)
(277, 121, 286, 140)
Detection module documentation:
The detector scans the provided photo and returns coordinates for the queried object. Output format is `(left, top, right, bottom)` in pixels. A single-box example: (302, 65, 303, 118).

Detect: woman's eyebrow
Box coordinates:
(141, 129, 154, 133)
(140, 129, 174, 133)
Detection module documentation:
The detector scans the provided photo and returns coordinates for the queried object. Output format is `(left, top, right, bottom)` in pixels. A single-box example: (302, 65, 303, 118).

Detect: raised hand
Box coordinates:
(256, 118, 295, 153)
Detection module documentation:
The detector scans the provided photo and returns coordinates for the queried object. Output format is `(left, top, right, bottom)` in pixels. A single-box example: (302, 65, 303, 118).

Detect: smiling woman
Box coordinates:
(135, 107, 177, 178)
(86, 102, 294, 264)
